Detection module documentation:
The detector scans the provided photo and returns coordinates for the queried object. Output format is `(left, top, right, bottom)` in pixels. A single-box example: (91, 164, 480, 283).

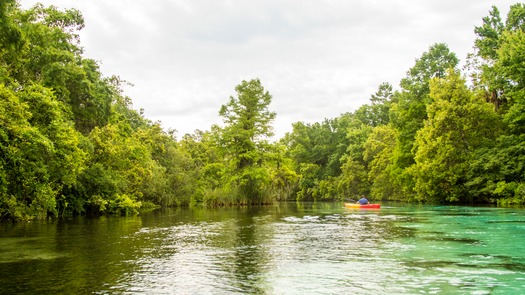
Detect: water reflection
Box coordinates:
(0, 203, 524, 294)
(0, 216, 144, 294)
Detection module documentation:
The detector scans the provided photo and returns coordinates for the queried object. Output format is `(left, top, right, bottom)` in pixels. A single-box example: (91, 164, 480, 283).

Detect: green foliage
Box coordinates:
(466, 134, 525, 203)
(363, 125, 401, 200)
(219, 79, 275, 169)
(385, 43, 460, 200)
(268, 162, 298, 200)
(0, 84, 56, 219)
(400, 43, 459, 97)
(391, 43, 459, 168)
(296, 163, 320, 200)
(11, 4, 113, 134)
(497, 29, 525, 134)
(338, 157, 369, 199)
(282, 6, 525, 205)
(496, 182, 525, 205)
(473, 4, 525, 111)
(218, 79, 276, 204)
(178, 127, 228, 204)
(411, 70, 499, 203)
(357, 82, 394, 126)
(474, 6, 504, 61)
(282, 114, 354, 200)
(0, 3, 206, 219)
(337, 115, 373, 197)
(108, 194, 141, 215)
(4, 1, 525, 220)
(0, 0, 23, 61)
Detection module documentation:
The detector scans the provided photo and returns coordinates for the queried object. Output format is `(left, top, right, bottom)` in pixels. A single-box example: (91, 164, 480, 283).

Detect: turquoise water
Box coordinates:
(0, 203, 524, 294)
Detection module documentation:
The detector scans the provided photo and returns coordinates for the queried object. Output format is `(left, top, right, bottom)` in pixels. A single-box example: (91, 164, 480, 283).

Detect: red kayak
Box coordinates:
(344, 203, 381, 209)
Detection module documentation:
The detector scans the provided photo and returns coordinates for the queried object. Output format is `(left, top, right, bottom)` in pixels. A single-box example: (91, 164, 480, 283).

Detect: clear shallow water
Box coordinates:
(0, 203, 524, 294)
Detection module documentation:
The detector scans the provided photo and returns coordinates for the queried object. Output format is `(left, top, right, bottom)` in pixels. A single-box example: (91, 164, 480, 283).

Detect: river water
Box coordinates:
(0, 202, 524, 294)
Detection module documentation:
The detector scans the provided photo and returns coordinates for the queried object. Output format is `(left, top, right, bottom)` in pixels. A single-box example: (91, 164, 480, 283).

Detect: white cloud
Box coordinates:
(18, 0, 518, 139)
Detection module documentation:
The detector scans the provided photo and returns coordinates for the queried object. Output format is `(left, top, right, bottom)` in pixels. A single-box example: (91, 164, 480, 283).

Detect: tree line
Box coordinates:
(1, 1, 524, 220)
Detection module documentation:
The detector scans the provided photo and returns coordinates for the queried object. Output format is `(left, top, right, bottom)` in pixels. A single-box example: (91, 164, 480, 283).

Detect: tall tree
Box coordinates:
(497, 12, 525, 134)
(411, 70, 499, 203)
(0, 1, 22, 59)
(354, 82, 394, 127)
(283, 113, 353, 200)
(0, 83, 86, 219)
(472, 5, 506, 110)
(219, 79, 276, 203)
(337, 114, 373, 198)
(389, 43, 459, 198)
(474, 6, 504, 61)
(0, 0, 23, 86)
(12, 4, 113, 134)
(363, 125, 399, 200)
(391, 43, 459, 166)
(464, 3, 525, 205)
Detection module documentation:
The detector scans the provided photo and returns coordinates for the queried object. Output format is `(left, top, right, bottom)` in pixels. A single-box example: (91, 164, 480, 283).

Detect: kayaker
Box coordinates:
(356, 195, 370, 205)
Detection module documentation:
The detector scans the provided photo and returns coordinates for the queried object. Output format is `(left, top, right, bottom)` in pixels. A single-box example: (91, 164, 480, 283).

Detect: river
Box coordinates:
(0, 202, 524, 294)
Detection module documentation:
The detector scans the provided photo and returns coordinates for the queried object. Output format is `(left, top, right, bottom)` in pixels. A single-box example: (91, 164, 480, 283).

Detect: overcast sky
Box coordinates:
(19, 0, 517, 139)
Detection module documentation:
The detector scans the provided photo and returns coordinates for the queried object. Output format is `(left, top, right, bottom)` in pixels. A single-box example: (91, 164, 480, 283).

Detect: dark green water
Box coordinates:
(1, 202, 524, 294)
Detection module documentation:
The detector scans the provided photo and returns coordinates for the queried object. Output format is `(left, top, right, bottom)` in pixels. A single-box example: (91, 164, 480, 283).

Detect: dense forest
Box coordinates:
(1, 1, 525, 220)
